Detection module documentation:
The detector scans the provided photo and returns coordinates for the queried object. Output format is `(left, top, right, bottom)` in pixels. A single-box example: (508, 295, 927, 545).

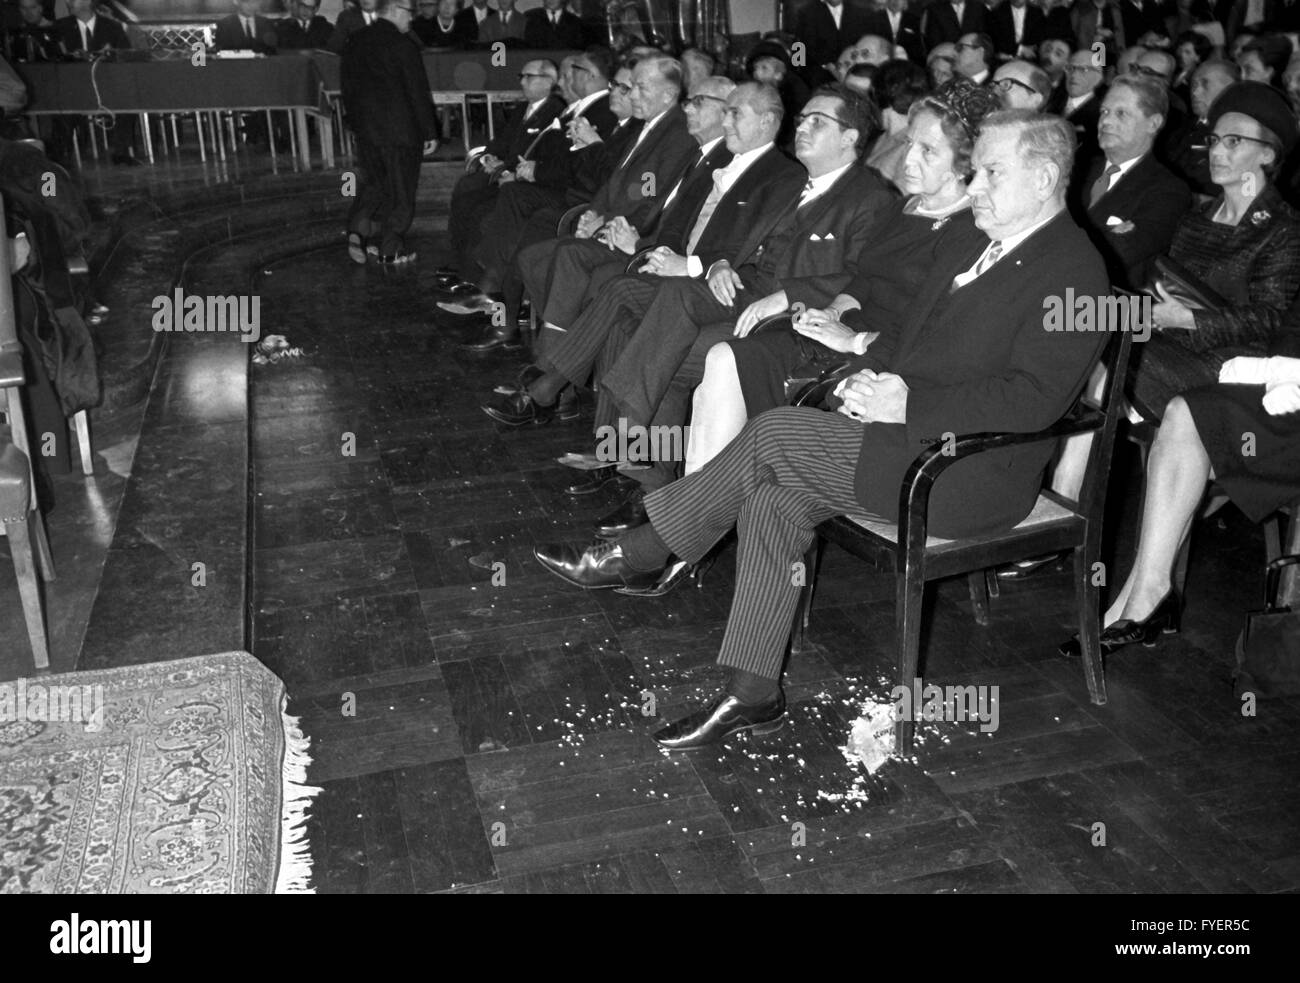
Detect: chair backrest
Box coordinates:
(1069, 303, 1135, 523)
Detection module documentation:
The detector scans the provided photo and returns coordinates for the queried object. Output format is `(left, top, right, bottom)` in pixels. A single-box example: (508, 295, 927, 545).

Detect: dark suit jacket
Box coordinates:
(454, 5, 495, 43)
(1064, 87, 1105, 171)
(340, 19, 437, 147)
(277, 15, 333, 50)
(988, 2, 1047, 58)
(54, 14, 129, 54)
(1071, 1, 1126, 57)
(213, 13, 278, 54)
(922, 0, 988, 49)
(586, 105, 703, 232)
(1159, 116, 1214, 196)
(658, 145, 806, 271)
(637, 141, 734, 248)
(523, 8, 585, 50)
(792, 0, 875, 79)
(838, 211, 1110, 538)
(1117, 0, 1170, 41)
(481, 8, 527, 43)
(328, 6, 373, 54)
(412, 15, 468, 48)
(1070, 151, 1191, 289)
(5, 23, 61, 62)
(531, 92, 619, 185)
(567, 116, 640, 200)
(485, 94, 567, 162)
(864, 9, 924, 63)
(740, 164, 898, 306)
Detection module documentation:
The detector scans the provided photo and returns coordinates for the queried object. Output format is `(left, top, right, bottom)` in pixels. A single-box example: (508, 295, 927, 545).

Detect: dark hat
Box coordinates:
(745, 40, 792, 75)
(1206, 80, 1298, 158)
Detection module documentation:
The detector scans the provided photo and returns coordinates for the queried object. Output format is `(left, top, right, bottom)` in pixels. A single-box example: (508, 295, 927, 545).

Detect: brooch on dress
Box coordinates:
(1250, 209, 1272, 226)
(931, 215, 951, 231)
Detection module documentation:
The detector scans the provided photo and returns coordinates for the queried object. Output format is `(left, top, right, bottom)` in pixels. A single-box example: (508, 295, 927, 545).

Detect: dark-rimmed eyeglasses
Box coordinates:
(608, 81, 632, 94)
(993, 76, 1038, 95)
(686, 94, 727, 109)
(794, 110, 846, 129)
(1206, 132, 1275, 151)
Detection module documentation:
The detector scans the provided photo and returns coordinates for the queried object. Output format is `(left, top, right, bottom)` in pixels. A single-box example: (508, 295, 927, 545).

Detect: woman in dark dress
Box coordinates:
(682, 78, 998, 473)
(1061, 293, 1300, 656)
(1132, 82, 1300, 421)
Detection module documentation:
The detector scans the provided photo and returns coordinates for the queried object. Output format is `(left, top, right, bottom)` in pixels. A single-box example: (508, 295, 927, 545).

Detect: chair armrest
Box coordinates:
(625, 246, 654, 274)
(0, 347, 27, 389)
(895, 408, 1107, 553)
(556, 204, 589, 236)
(751, 312, 792, 335)
(464, 147, 487, 173)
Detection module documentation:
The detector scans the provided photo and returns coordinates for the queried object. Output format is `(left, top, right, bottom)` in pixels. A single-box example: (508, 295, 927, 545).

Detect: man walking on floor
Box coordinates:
(341, 0, 439, 265)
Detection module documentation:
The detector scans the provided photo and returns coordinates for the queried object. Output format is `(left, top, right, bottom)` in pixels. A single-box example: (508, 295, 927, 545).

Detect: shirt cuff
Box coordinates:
(688, 255, 703, 278)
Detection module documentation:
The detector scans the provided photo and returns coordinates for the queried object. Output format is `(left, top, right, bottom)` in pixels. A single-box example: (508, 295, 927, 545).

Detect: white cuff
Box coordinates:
(687, 255, 703, 278)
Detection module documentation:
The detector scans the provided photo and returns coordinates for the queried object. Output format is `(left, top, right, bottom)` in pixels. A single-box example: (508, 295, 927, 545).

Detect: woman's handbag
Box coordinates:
(1233, 555, 1300, 699)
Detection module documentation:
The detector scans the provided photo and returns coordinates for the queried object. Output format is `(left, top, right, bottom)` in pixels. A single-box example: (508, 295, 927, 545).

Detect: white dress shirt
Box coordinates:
(686, 142, 773, 276)
(79, 15, 96, 50)
(825, 0, 843, 29)
(1098, 152, 1144, 196)
(800, 161, 853, 208)
(952, 210, 1057, 289)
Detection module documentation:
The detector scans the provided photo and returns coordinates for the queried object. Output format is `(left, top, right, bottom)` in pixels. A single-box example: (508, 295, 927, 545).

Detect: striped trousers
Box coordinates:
(542, 273, 662, 390)
(644, 406, 877, 679)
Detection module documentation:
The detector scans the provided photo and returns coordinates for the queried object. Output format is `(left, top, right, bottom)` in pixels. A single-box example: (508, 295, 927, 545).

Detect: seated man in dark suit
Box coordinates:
(444, 57, 564, 282)
(341, 0, 438, 264)
(793, 0, 875, 85)
(524, 0, 585, 50)
(866, 0, 924, 65)
(6, 0, 61, 63)
(55, 0, 137, 164)
(328, 0, 379, 53)
(1063, 48, 1106, 170)
(534, 111, 1111, 751)
(454, 0, 495, 44)
(481, 0, 526, 45)
(277, 0, 333, 50)
(562, 87, 899, 538)
(479, 82, 806, 426)
(1070, 74, 1190, 289)
(1161, 57, 1239, 196)
(988, 0, 1047, 62)
(923, 0, 989, 50)
(438, 48, 617, 300)
(214, 0, 279, 53)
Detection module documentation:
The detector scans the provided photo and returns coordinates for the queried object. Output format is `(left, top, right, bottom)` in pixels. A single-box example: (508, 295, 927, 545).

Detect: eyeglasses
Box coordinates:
(1206, 132, 1275, 151)
(685, 94, 727, 109)
(519, 72, 550, 80)
(570, 64, 593, 76)
(794, 110, 845, 129)
(1066, 64, 1101, 74)
(954, 42, 981, 52)
(993, 76, 1038, 95)
(609, 81, 632, 94)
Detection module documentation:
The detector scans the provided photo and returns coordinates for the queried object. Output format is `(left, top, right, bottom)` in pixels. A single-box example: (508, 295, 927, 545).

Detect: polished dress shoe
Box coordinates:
(595, 492, 648, 539)
(1059, 591, 1182, 658)
(566, 466, 636, 497)
(534, 540, 663, 590)
(997, 552, 1067, 581)
(347, 233, 367, 265)
(439, 280, 481, 297)
(461, 325, 522, 353)
(653, 691, 786, 751)
(482, 389, 555, 426)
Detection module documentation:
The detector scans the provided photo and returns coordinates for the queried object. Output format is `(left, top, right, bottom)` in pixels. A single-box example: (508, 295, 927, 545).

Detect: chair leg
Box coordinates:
(1280, 502, 1300, 610)
(791, 538, 822, 652)
(985, 567, 1000, 599)
(894, 557, 926, 754)
(1073, 547, 1107, 706)
(1263, 514, 1282, 563)
(5, 519, 50, 670)
(73, 409, 93, 476)
(967, 569, 990, 626)
(32, 509, 55, 582)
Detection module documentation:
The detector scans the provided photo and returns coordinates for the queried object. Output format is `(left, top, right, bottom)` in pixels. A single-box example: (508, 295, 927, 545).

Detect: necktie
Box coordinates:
(797, 179, 816, 209)
(301, 19, 309, 32)
(551, 13, 559, 26)
(244, 17, 253, 40)
(975, 240, 1003, 276)
(1089, 162, 1120, 208)
(365, 12, 374, 24)
(663, 148, 705, 210)
(80, 21, 90, 50)
(686, 169, 728, 255)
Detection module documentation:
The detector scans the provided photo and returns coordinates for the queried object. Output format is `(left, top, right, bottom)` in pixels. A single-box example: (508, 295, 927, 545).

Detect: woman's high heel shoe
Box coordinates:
(1057, 591, 1183, 658)
(615, 553, 718, 597)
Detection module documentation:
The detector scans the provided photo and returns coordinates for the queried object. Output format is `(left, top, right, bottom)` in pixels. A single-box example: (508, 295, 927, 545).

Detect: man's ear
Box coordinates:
(1039, 160, 1061, 199)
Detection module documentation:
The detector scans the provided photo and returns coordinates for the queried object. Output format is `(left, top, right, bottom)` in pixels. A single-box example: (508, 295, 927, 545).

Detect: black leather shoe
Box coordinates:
(595, 492, 647, 539)
(534, 540, 663, 590)
(555, 387, 580, 422)
(653, 691, 786, 751)
(566, 466, 636, 496)
(482, 390, 555, 426)
(1059, 591, 1182, 658)
(461, 325, 522, 353)
(439, 280, 482, 297)
(997, 552, 1067, 581)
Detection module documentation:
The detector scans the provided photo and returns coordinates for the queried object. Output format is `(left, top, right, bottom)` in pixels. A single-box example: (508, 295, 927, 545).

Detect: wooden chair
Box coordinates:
(522, 203, 591, 349)
(1, 201, 55, 669)
(794, 330, 1134, 754)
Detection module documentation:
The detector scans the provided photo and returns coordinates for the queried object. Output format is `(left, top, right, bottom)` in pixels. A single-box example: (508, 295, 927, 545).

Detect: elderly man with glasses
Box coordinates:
(953, 32, 995, 84)
(992, 58, 1052, 110)
(1063, 49, 1107, 166)
(277, 0, 333, 49)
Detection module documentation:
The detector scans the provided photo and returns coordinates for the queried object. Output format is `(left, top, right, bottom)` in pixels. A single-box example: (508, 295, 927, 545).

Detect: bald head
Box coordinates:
(723, 81, 783, 154)
(855, 34, 893, 66)
(993, 60, 1051, 110)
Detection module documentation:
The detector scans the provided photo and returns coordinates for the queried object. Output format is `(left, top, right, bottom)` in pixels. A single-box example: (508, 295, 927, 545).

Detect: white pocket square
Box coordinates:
(809, 232, 835, 241)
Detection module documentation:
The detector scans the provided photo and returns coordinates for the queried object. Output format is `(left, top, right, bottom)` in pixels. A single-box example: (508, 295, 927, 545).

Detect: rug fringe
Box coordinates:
(275, 709, 323, 894)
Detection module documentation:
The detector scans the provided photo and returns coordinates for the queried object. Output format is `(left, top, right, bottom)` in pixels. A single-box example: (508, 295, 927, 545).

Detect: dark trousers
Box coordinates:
(475, 181, 569, 282)
(644, 406, 873, 678)
(528, 237, 626, 329)
(448, 169, 499, 276)
(348, 139, 421, 256)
